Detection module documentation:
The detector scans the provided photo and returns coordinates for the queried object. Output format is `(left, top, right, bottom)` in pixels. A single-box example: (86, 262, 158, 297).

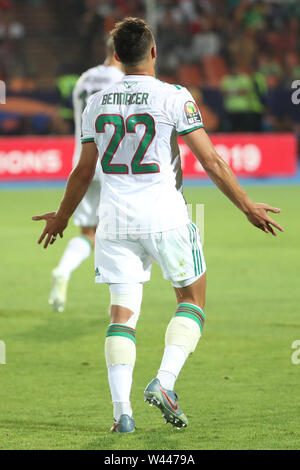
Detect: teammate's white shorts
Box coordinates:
(95, 221, 206, 287)
(73, 179, 100, 227)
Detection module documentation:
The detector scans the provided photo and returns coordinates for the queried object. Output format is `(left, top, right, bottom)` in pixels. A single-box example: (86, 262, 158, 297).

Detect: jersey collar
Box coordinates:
(123, 74, 156, 80)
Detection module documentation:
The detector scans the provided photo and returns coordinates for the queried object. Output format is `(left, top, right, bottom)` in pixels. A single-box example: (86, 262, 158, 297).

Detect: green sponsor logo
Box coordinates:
(124, 81, 138, 90)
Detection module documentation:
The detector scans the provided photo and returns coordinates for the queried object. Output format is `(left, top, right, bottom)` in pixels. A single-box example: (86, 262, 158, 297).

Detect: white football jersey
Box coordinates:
(81, 75, 204, 234)
(73, 64, 124, 175)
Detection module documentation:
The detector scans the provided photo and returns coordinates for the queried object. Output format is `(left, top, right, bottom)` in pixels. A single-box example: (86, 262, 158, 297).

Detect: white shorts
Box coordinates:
(95, 222, 206, 286)
(73, 179, 101, 227)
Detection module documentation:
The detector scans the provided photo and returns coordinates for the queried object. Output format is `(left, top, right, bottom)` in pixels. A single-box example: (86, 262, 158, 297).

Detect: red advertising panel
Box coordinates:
(0, 136, 74, 181)
(179, 133, 297, 178)
(0, 134, 297, 182)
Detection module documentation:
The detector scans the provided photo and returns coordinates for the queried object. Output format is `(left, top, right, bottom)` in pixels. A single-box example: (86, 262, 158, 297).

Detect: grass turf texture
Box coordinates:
(0, 184, 299, 450)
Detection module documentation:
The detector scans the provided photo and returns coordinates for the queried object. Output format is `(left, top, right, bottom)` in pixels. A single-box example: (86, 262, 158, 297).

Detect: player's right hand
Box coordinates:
(32, 212, 69, 248)
(245, 203, 284, 236)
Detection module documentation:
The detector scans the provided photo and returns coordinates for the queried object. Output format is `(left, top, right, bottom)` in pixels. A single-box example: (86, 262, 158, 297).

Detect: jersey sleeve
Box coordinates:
(171, 87, 204, 136)
(80, 95, 96, 144)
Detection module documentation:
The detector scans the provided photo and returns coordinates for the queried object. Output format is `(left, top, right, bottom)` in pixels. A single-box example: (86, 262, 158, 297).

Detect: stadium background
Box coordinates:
(1, 0, 300, 451)
(0, 0, 299, 182)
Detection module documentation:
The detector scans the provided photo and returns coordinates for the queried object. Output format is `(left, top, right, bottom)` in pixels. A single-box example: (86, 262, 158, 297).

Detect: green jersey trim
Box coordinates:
(178, 125, 204, 136)
(81, 137, 95, 143)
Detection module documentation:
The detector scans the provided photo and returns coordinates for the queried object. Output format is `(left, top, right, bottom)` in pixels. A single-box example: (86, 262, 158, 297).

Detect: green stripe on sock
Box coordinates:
(175, 303, 206, 332)
(174, 311, 203, 332)
(176, 304, 206, 322)
(106, 331, 136, 343)
(176, 308, 205, 327)
(177, 302, 205, 317)
(107, 325, 135, 335)
(176, 312, 204, 331)
(176, 308, 205, 324)
(106, 324, 136, 344)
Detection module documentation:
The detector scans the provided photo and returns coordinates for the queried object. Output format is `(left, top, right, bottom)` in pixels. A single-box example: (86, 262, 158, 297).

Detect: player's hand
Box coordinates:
(32, 212, 69, 248)
(245, 203, 284, 236)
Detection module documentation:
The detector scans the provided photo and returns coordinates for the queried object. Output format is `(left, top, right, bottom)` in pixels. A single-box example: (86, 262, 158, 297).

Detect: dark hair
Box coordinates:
(111, 17, 154, 66)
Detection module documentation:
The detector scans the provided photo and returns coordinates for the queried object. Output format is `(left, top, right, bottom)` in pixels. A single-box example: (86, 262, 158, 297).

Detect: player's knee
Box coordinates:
(174, 273, 206, 311)
(109, 283, 143, 329)
(110, 305, 135, 325)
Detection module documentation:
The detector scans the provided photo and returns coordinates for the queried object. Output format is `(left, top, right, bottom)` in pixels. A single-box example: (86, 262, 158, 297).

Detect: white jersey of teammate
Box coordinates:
(72, 64, 124, 227)
(81, 75, 204, 234)
(73, 64, 124, 175)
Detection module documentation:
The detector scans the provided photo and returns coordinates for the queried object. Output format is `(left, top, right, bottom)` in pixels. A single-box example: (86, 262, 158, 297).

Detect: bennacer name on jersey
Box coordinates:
(102, 92, 149, 106)
(184, 101, 202, 125)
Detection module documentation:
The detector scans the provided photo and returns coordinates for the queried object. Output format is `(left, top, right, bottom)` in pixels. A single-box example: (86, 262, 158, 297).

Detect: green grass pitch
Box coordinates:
(0, 184, 299, 450)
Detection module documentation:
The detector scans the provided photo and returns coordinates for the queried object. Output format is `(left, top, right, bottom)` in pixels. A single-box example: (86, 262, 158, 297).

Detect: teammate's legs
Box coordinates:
(49, 179, 100, 312)
(56, 226, 96, 280)
(105, 282, 143, 433)
(80, 226, 96, 247)
(49, 227, 95, 312)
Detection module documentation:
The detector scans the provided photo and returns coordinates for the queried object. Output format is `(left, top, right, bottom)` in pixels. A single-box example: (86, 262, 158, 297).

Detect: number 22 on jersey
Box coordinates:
(95, 113, 160, 175)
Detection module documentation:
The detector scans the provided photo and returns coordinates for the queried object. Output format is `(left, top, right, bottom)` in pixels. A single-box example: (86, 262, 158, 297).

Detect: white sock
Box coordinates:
(108, 364, 133, 421)
(157, 345, 188, 390)
(113, 402, 133, 422)
(56, 236, 92, 281)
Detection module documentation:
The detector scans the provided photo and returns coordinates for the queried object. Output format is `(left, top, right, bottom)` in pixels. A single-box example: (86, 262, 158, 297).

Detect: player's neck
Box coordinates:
(104, 56, 121, 69)
(124, 63, 156, 78)
(125, 69, 155, 78)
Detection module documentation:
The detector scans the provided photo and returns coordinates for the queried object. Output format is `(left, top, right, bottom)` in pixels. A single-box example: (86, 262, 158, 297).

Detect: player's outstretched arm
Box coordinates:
(183, 128, 284, 236)
(32, 142, 98, 248)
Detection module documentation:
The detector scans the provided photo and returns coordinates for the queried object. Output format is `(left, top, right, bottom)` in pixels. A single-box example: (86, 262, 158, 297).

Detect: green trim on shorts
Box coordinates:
(187, 223, 203, 276)
(188, 223, 198, 275)
(191, 222, 203, 273)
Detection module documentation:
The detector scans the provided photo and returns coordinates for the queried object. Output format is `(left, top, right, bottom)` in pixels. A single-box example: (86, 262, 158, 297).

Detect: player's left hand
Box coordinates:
(245, 203, 284, 236)
(32, 212, 69, 248)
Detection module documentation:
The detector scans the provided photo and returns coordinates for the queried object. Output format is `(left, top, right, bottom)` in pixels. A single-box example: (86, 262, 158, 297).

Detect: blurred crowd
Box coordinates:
(0, 0, 300, 135)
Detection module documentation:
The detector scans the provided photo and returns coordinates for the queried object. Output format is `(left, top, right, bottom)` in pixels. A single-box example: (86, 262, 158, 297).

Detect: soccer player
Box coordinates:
(48, 37, 124, 312)
(33, 18, 283, 433)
